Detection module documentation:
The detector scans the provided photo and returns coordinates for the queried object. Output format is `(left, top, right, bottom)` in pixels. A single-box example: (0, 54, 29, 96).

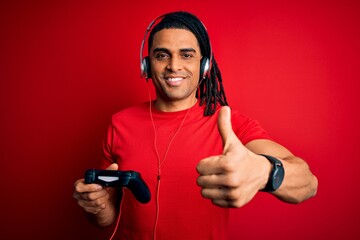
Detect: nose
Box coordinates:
(166, 56, 182, 72)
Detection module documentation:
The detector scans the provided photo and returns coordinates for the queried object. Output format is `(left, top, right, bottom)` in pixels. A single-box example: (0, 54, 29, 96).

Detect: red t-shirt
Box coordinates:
(100, 101, 271, 240)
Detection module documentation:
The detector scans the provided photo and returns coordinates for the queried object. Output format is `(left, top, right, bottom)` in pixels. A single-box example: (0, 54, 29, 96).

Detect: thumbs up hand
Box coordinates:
(196, 106, 271, 208)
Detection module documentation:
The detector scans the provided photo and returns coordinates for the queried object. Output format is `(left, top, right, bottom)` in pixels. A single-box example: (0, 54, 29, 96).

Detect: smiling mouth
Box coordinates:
(165, 77, 185, 82)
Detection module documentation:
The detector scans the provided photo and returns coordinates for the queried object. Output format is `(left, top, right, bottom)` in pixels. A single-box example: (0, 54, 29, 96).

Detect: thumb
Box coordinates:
(217, 106, 238, 152)
(106, 163, 118, 171)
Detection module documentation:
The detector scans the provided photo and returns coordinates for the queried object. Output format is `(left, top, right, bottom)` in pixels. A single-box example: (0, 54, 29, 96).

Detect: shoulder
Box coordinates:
(227, 107, 272, 144)
(230, 108, 262, 130)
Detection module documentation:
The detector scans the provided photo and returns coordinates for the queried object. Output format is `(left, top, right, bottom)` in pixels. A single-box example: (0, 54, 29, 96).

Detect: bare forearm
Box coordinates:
(245, 139, 318, 203)
(273, 156, 318, 203)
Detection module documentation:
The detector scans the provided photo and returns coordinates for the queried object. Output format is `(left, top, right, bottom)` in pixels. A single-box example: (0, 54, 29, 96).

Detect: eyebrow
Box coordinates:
(152, 47, 197, 54)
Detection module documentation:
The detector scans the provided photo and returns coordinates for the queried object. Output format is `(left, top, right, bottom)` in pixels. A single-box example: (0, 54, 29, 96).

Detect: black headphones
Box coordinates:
(140, 13, 212, 80)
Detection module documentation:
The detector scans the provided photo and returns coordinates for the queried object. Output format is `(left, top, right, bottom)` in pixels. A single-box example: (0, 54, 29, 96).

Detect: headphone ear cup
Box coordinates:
(200, 57, 210, 79)
(141, 57, 151, 79)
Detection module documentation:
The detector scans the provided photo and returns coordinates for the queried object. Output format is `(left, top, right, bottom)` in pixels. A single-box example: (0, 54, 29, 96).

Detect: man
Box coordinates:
(73, 11, 318, 239)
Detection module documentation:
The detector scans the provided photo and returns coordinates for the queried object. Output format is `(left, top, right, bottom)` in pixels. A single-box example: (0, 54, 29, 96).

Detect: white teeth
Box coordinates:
(166, 77, 183, 82)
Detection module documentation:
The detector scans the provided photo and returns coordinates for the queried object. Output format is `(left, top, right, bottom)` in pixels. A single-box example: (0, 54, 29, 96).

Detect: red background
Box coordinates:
(1, 0, 359, 239)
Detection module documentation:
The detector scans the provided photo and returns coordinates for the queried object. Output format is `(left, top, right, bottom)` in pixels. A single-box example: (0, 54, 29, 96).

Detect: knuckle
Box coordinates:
(72, 191, 79, 200)
(223, 175, 240, 187)
(212, 199, 229, 208)
(77, 200, 88, 209)
(93, 198, 103, 206)
(232, 199, 245, 208)
(196, 164, 202, 174)
(84, 207, 99, 214)
(224, 189, 240, 201)
(87, 192, 97, 201)
(74, 184, 82, 193)
(200, 188, 209, 198)
(219, 158, 235, 172)
(196, 176, 203, 186)
(74, 179, 85, 190)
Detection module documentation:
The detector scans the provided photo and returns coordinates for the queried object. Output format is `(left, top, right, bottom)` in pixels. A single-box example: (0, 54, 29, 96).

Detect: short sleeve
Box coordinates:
(99, 123, 116, 169)
(231, 110, 272, 145)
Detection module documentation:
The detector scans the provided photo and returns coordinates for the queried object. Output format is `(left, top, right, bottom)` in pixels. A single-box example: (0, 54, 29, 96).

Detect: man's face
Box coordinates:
(149, 28, 202, 109)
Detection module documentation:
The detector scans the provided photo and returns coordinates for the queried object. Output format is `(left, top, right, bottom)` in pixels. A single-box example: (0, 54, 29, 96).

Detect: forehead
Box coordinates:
(151, 28, 200, 51)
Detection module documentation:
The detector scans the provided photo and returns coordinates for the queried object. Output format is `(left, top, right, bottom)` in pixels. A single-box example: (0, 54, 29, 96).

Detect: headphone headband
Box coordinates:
(140, 14, 166, 78)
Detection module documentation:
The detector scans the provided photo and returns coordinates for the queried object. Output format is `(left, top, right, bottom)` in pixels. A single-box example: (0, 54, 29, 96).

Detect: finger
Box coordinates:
(197, 174, 220, 188)
(196, 155, 227, 175)
(197, 154, 239, 175)
(82, 205, 105, 215)
(217, 106, 235, 150)
(211, 199, 234, 208)
(211, 195, 252, 208)
(79, 187, 110, 201)
(200, 187, 249, 208)
(106, 163, 118, 170)
(218, 107, 246, 153)
(197, 173, 240, 188)
(74, 179, 103, 193)
(200, 186, 239, 202)
(77, 194, 109, 214)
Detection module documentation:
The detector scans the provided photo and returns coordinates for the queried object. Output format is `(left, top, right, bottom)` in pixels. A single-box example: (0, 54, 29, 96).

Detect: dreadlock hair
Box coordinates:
(148, 11, 228, 116)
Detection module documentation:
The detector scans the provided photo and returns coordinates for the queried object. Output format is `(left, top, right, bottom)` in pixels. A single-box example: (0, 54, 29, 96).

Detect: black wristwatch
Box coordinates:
(259, 154, 285, 192)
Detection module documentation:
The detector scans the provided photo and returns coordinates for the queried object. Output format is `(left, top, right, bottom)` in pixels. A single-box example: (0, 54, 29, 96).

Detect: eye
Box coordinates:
(155, 53, 169, 60)
(181, 53, 194, 59)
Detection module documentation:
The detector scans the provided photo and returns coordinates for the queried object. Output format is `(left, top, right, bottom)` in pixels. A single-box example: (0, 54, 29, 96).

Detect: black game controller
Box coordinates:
(84, 169, 151, 204)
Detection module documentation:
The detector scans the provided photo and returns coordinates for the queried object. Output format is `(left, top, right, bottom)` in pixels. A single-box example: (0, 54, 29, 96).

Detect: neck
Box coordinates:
(154, 97, 198, 112)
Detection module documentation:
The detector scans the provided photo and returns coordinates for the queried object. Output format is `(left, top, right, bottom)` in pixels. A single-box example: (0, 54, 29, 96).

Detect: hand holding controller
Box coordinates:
(84, 169, 151, 204)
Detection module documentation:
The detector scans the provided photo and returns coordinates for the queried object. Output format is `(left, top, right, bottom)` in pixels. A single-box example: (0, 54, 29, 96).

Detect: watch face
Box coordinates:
(273, 164, 285, 189)
(259, 154, 285, 192)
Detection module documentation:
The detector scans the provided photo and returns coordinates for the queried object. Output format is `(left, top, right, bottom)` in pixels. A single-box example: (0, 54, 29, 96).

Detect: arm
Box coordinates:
(246, 139, 318, 203)
(196, 107, 318, 208)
